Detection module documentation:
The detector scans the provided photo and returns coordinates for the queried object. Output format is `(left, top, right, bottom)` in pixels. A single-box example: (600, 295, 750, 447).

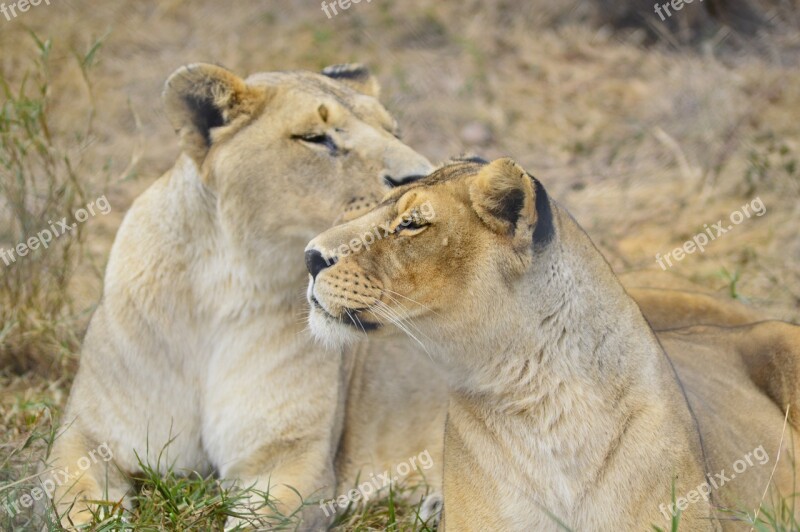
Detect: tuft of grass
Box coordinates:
(0, 399, 58, 531)
(717, 267, 743, 300)
(3, 427, 441, 531)
(0, 31, 108, 531)
(0, 32, 106, 377)
(123, 460, 299, 531)
(652, 478, 682, 532)
(329, 478, 439, 532)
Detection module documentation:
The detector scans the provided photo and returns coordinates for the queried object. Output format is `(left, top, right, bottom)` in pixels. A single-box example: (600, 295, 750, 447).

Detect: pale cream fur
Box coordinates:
(306, 157, 800, 531)
(48, 62, 435, 530)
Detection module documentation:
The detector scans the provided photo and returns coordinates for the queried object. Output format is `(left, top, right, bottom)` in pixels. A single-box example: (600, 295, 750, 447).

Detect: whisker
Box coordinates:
(382, 288, 442, 317)
(344, 308, 368, 337)
(371, 300, 434, 361)
(380, 293, 436, 345)
(294, 311, 312, 326)
(295, 324, 313, 338)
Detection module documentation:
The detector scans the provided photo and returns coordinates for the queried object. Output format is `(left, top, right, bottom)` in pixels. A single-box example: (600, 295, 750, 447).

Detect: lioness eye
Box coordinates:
(395, 212, 430, 234)
(293, 133, 339, 154)
(403, 219, 426, 230)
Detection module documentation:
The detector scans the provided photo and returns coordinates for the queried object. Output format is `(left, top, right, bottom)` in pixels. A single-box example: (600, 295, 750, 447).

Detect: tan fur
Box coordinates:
(48, 62, 434, 530)
(629, 287, 764, 330)
(619, 270, 766, 330)
(305, 157, 800, 530)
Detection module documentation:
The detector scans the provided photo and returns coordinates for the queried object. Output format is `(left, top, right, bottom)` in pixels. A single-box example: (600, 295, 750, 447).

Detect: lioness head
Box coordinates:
(162, 62, 432, 268)
(304, 157, 556, 348)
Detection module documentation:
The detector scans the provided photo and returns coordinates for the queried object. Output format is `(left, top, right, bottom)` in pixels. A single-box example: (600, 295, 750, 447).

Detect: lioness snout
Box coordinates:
(305, 248, 333, 280)
(381, 144, 433, 188)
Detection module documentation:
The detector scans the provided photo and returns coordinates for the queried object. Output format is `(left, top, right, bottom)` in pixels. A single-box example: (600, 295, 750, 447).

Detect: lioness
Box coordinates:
(305, 157, 800, 530)
(49, 62, 434, 529)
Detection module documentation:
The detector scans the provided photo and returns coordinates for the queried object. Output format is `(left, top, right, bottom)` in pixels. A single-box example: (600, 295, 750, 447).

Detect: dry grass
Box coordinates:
(0, 0, 799, 529)
(0, 33, 100, 376)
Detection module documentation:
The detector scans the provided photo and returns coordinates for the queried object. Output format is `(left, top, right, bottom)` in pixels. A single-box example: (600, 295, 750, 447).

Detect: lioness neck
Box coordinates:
(444, 204, 670, 405)
(440, 203, 705, 530)
(152, 157, 312, 342)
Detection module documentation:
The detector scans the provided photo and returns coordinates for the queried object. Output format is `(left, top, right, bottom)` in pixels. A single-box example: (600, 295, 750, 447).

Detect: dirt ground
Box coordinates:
(0, 0, 799, 528)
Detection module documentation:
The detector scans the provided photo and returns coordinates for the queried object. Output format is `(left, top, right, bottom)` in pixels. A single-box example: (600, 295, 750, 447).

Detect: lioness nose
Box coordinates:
(305, 249, 334, 280)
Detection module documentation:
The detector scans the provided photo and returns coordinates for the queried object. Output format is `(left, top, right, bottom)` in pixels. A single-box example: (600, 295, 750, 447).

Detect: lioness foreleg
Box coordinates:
(204, 334, 344, 531)
(48, 428, 132, 528)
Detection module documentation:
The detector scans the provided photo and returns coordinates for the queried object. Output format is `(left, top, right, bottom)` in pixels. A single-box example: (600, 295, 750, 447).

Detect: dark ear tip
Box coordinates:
(450, 154, 489, 165)
(321, 63, 371, 81)
(531, 179, 555, 247)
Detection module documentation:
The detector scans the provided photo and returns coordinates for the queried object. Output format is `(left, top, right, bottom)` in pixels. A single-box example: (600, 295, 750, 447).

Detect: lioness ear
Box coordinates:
(322, 63, 380, 98)
(469, 158, 554, 248)
(163, 63, 267, 165)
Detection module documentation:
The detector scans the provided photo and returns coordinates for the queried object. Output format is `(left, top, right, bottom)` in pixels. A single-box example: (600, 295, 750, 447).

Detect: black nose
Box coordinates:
(305, 249, 334, 280)
(383, 174, 426, 188)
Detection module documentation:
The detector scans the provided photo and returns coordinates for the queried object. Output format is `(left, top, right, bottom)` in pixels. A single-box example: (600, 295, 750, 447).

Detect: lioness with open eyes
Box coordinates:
(304, 157, 800, 530)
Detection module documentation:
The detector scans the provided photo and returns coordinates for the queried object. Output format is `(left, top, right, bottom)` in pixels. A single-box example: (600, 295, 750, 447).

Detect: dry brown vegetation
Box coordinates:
(0, 0, 798, 529)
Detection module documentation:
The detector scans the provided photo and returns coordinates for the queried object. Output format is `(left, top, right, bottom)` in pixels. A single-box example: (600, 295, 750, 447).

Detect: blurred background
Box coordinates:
(0, 0, 798, 528)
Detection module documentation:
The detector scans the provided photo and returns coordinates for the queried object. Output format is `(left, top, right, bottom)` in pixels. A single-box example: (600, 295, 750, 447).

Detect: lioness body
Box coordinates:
(305, 158, 800, 530)
(49, 63, 434, 529)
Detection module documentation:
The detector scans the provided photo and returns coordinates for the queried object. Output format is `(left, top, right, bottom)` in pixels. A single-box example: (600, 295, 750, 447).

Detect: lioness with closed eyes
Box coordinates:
(305, 157, 800, 530)
(47, 62, 441, 530)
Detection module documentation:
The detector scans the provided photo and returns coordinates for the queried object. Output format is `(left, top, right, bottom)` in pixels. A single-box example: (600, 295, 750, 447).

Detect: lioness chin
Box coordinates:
(305, 157, 800, 531)
(48, 62, 436, 530)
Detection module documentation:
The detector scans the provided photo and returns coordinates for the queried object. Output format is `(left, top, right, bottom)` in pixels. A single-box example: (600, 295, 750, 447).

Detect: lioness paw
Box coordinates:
(419, 492, 443, 527)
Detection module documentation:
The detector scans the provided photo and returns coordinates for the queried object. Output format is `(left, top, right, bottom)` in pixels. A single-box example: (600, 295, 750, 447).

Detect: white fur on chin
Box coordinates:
(308, 307, 362, 349)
